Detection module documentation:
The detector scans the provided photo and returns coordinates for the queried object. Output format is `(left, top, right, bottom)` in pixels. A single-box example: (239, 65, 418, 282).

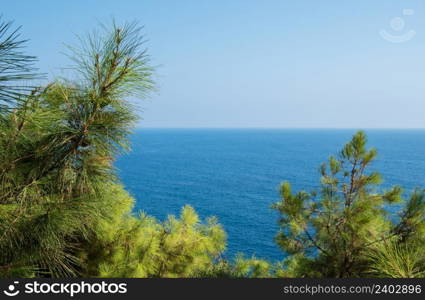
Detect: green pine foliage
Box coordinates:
(366, 238, 425, 278)
(272, 131, 425, 277)
(195, 255, 275, 278)
(77, 185, 226, 278)
(0, 18, 40, 107)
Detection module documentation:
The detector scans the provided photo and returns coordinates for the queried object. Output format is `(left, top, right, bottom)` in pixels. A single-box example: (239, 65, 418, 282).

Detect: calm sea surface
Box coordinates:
(116, 129, 425, 261)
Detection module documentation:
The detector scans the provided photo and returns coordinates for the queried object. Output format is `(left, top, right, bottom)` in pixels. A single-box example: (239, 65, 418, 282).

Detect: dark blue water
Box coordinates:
(115, 129, 425, 261)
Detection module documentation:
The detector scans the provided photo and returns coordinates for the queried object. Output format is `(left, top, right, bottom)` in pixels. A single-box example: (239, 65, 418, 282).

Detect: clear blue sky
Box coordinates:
(4, 0, 425, 128)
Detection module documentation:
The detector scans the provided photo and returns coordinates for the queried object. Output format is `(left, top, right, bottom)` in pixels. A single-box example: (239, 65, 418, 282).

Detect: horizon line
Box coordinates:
(135, 127, 425, 130)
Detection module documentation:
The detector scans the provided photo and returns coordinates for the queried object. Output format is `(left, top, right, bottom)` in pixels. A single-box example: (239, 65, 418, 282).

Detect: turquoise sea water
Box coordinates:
(116, 129, 425, 261)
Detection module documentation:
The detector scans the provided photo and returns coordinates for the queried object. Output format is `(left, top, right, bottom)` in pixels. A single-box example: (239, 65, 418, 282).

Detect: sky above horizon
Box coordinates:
(3, 0, 425, 128)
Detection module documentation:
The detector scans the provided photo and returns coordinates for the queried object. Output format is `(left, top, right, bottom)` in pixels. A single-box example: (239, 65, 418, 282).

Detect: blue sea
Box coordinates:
(116, 129, 425, 261)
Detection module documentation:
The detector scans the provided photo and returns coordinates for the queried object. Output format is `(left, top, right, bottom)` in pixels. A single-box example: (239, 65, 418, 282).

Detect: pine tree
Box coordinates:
(0, 19, 154, 277)
(0, 19, 226, 278)
(272, 131, 425, 277)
